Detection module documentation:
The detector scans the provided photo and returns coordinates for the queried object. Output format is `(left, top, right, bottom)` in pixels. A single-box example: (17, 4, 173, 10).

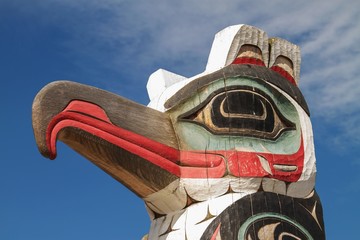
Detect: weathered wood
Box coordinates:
(33, 81, 178, 154)
(200, 191, 324, 240)
(32, 81, 179, 197)
(32, 24, 325, 239)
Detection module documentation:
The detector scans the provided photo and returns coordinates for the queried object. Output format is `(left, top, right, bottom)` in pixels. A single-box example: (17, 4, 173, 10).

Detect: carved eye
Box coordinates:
(179, 87, 295, 140)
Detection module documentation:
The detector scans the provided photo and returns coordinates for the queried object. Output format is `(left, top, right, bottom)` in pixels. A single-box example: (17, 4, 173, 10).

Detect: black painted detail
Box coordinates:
(244, 217, 309, 239)
(179, 87, 295, 140)
(200, 191, 325, 240)
(165, 64, 310, 116)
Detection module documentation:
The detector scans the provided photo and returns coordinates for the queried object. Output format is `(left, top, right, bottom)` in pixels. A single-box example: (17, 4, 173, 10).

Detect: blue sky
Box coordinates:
(1, 0, 359, 239)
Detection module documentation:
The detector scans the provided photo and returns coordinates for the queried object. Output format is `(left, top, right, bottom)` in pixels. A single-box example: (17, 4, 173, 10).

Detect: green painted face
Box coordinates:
(168, 76, 301, 154)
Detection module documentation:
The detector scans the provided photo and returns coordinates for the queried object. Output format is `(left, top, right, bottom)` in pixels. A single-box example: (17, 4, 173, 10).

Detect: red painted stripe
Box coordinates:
(50, 118, 182, 176)
(225, 136, 304, 182)
(48, 114, 227, 178)
(46, 100, 303, 182)
(64, 100, 112, 123)
(270, 66, 297, 85)
(46, 101, 227, 178)
(232, 57, 265, 66)
(210, 223, 221, 240)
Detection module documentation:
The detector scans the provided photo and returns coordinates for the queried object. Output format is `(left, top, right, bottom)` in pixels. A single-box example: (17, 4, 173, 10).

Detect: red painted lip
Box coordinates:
(222, 139, 304, 182)
(47, 100, 303, 182)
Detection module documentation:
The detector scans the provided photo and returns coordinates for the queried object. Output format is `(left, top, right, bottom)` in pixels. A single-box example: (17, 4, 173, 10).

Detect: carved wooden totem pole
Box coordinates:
(32, 25, 325, 239)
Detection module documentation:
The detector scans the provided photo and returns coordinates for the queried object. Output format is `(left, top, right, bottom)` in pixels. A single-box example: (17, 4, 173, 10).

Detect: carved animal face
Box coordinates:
(143, 25, 316, 215)
(32, 25, 316, 218)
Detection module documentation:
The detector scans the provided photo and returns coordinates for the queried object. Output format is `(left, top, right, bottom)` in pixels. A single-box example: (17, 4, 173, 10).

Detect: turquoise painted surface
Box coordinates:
(169, 76, 301, 154)
(237, 212, 313, 240)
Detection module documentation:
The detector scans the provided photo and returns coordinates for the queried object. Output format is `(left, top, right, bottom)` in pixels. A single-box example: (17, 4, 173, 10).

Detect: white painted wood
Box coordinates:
(147, 192, 254, 240)
(143, 25, 317, 239)
(147, 72, 206, 111)
(147, 69, 187, 101)
(181, 178, 230, 202)
(266, 83, 316, 198)
(144, 177, 262, 215)
(287, 173, 316, 198)
(147, 25, 270, 111)
(205, 24, 269, 72)
(262, 178, 286, 195)
(229, 177, 262, 193)
(208, 192, 249, 216)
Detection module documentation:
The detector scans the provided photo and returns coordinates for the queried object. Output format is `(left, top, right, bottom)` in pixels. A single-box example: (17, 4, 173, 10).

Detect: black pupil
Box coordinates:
(211, 91, 274, 133)
(222, 91, 264, 116)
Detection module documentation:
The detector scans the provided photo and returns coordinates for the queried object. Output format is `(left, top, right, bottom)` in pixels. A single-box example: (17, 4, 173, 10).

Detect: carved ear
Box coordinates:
(269, 38, 301, 85)
(232, 44, 266, 66)
(205, 24, 269, 72)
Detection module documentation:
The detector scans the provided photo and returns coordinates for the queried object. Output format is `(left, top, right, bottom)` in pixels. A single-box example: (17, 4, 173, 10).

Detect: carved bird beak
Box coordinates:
(32, 80, 227, 198)
(32, 81, 182, 198)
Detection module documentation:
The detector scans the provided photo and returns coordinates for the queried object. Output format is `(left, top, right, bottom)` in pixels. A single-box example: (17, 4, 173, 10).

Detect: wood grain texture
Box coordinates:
(200, 191, 325, 240)
(32, 80, 179, 197)
(32, 24, 324, 239)
(33, 81, 178, 157)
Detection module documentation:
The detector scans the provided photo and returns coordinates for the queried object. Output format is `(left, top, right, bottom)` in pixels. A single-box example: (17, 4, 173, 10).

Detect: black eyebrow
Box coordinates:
(164, 64, 310, 116)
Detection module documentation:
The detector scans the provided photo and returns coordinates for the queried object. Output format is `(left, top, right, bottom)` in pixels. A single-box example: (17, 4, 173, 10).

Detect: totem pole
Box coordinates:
(32, 25, 325, 239)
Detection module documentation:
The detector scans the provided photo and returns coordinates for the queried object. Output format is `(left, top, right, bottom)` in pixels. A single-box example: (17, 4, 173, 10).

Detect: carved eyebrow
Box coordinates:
(164, 64, 310, 116)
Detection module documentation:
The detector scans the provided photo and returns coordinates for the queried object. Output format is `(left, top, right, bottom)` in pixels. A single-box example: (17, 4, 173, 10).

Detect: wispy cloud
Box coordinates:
(14, 0, 360, 145)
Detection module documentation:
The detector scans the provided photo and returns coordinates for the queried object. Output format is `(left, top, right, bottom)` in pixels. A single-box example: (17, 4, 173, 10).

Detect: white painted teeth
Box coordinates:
(261, 173, 316, 198)
(144, 174, 314, 215)
(144, 177, 262, 215)
(258, 155, 272, 175)
(259, 155, 297, 173)
(273, 164, 298, 172)
(262, 178, 286, 195)
(147, 192, 251, 240)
